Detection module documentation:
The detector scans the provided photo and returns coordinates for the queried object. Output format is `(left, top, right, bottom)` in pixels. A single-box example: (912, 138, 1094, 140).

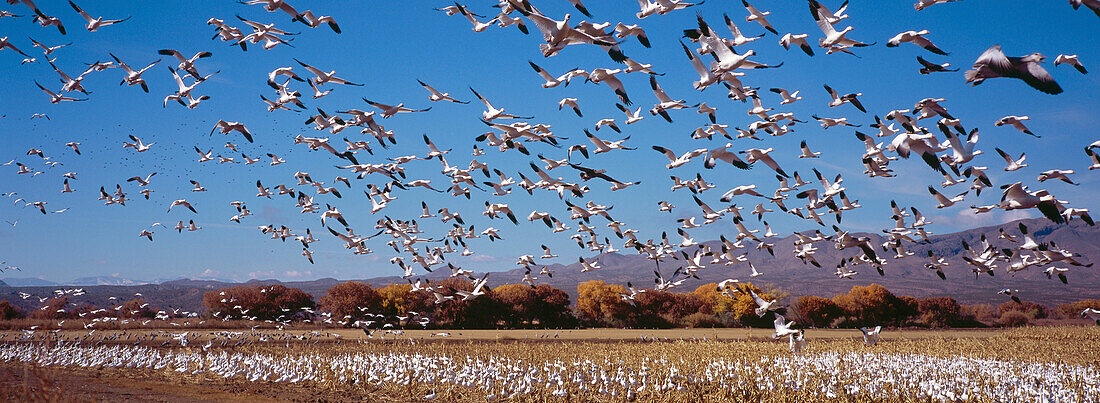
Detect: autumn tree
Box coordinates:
(831, 284, 915, 327)
(531, 284, 573, 328)
(430, 277, 505, 329)
(794, 296, 842, 328)
(0, 300, 24, 320)
(118, 298, 155, 319)
(714, 282, 782, 327)
(693, 283, 737, 326)
(29, 297, 72, 320)
(319, 281, 381, 324)
(203, 284, 315, 321)
(917, 297, 960, 328)
(574, 280, 630, 327)
(1057, 299, 1100, 319)
(997, 300, 1049, 320)
(377, 283, 420, 315)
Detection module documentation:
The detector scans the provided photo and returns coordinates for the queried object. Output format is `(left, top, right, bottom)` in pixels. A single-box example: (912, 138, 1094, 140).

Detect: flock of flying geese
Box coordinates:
(2, 0, 1099, 339)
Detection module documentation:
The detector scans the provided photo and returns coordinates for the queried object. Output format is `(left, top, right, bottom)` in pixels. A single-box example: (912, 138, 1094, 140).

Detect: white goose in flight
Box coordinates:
(110, 53, 160, 93)
(886, 30, 948, 55)
(470, 87, 533, 120)
(69, 0, 130, 32)
(295, 58, 363, 86)
(810, 0, 874, 48)
(211, 121, 253, 143)
(34, 81, 86, 103)
(417, 79, 468, 103)
(742, 0, 778, 34)
(1054, 54, 1088, 74)
(994, 115, 1038, 138)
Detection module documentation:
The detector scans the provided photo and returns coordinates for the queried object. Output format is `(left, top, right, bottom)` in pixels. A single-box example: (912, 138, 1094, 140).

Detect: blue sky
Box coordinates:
(0, 1, 1097, 283)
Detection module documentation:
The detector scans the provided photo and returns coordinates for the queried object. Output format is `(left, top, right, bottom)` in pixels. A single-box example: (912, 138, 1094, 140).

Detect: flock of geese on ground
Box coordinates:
(1, 0, 1099, 341)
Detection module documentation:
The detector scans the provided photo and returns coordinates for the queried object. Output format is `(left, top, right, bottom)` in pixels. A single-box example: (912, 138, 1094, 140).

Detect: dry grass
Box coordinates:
(0, 326, 1097, 401)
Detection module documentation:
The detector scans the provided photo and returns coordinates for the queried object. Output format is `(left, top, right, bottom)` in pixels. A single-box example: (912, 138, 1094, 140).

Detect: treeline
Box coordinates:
(3, 281, 1098, 329)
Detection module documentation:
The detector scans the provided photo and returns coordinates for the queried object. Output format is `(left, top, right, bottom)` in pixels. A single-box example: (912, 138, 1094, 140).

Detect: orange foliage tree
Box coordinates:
(29, 297, 72, 320)
(831, 283, 916, 327)
(203, 284, 315, 321)
(430, 277, 505, 329)
(319, 281, 381, 324)
(916, 297, 960, 328)
(118, 298, 155, 319)
(794, 295, 842, 328)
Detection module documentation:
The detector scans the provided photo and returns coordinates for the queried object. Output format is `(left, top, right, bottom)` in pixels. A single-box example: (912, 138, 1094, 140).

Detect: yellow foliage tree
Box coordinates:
(377, 283, 412, 315)
(575, 280, 629, 326)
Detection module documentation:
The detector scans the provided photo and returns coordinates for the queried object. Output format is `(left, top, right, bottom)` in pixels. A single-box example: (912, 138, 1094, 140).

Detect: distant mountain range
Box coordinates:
(2, 218, 1097, 313)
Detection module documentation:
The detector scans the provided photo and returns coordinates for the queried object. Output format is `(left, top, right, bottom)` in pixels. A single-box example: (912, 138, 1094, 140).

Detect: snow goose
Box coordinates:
(363, 98, 430, 118)
(928, 186, 966, 208)
(824, 84, 866, 112)
(1037, 169, 1077, 185)
(917, 56, 957, 74)
(109, 53, 159, 93)
(995, 147, 1027, 171)
(770, 88, 802, 104)
(123, 134, 154, 152)
(528, 61, 579, 88)
(914, 0, 962, 10)
(997, 288, 1022, 304)
(858, 326, 881, 345)
(586, 68, 631, 105)
(1054, 54, 1087, 74)
(798, 141, 821, 158)
(751, 289, 780, 316)
(742, 0, 778, 34)
(126, 172, 156, 187)
(653, 145, 706, 169)
(809, 0, 873, 48)
(1069, 0, 1100, 17)
(68, 1, 129, 31)
(168, 200, 197, 213)
(648, 75, 693, 122)
(298, 11, 340, 33)
(722, 13, 764, 46)
(585, 130, 633, 153)
(470, 87, 533, 120)
(994, 115, 1037, 137)
(295, 58, 361, 86)
(28, 37, 69, 55)
(681, 41, 720, 90)
(613, 23, 650, 48)
(32, 11, 66, 35)
(594, 119, 619, 133)
(812, 115, 858, 128)
(417, 79, 468, 103)
(1044, 266, 1070, 284)
(34, 81, 86, 103)
(965, 45, 1062, 94)
(158, 49, 212, 81)
(779, 33, 814, 56)
(558, 97, 581, 117)
(211, 121, 253, 143)
(741, 148, 789, 177)
(886, 30, 948, 55)
(453, 3, 494, 32)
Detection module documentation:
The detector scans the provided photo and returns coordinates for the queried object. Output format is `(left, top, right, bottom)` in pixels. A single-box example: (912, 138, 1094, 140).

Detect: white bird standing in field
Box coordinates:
(859, 326, 881, 345)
